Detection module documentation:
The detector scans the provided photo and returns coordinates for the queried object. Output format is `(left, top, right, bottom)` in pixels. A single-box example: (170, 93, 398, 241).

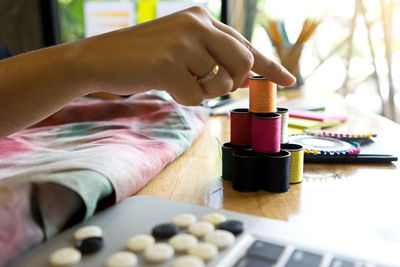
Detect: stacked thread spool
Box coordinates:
(221, 76, 304, 192)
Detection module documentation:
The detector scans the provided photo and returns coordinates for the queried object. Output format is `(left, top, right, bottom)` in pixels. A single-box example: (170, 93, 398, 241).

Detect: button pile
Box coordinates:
(48, 212, 244, 266)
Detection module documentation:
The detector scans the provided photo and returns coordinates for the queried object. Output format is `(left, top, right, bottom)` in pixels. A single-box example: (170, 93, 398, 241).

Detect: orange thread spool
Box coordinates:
(249, 76, 277, 113)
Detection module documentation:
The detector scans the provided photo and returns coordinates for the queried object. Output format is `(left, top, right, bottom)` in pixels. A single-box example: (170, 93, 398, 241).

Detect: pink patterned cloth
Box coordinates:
(0, 92, 209, 266)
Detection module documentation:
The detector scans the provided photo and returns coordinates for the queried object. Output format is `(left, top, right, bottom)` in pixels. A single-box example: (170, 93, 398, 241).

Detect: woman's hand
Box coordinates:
(0, 6, 295, 137)
(75, 6, 295, 105)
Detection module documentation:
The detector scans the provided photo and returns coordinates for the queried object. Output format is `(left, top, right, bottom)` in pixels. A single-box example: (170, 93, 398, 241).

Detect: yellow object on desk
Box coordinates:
(288, 117, 342, 129)
(281, 143, 304, 184)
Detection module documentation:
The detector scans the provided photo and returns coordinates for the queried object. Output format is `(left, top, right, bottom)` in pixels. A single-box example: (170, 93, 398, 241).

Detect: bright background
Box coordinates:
(248, 0, 400, 122)
(58, 0, 400, 123)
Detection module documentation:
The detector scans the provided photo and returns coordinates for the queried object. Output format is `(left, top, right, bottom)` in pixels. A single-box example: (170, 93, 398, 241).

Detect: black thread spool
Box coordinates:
(260, 150, 291, 193)
(232, 149, 260, 192)
(222, 142, 251, 181)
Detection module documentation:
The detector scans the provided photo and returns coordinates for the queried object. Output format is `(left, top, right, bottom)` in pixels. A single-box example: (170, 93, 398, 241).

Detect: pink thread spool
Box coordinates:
(252, 113, 281, 153)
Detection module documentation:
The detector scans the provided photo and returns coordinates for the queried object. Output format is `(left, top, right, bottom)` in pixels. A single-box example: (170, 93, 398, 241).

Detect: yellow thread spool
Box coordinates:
(249, 76, 276, 113)
(281, 143, 304, 184)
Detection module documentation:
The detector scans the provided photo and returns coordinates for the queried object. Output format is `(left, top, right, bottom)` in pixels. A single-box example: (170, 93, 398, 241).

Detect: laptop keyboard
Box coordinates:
(231, 239, 377, 267)
(5, 196, 396, 267)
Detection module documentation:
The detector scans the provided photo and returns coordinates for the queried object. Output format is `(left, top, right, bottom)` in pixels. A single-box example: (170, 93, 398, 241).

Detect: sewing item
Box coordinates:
(144, 243, 174, 263)
(232, 150, 260, 192)
(49, 247, 82, 266)
(230, 108, 252, 146)
(74, 225, 102, 241)
(218, 220, 244, 235)
(252, 113, 281, 153)
(281, 144, 304, 184)
(126, 234, 155, 253)
(303, 129, 377, 138)
(221, 142, 251, 181)
(301, 135, 397, 164)
(152, 223, 179, 239)
(260, 150, 291, 193)
(288, 135, 361, 155)
(172, 214, 197, 229)
(168, 233, 198, 253)
(74, 237, 104, 255)
(249, 76, 276, 113)
(188, 242, 218, 261)
(105, 251, 139, 267)
(173, 256, 205, 267)
(202, 213, 227, 226)
(188, 221, 215, 238)
(276, 107, 289, 143)
(204, 230, 235, 249)
(222, 75, 292, 193)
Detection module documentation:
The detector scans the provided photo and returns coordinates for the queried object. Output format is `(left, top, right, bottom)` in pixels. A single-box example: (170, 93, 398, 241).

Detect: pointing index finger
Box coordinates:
(210, 19, 296, 87)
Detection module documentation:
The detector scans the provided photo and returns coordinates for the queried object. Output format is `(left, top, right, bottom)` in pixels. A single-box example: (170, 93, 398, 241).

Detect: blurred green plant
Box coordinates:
(58, 0, 85, 43)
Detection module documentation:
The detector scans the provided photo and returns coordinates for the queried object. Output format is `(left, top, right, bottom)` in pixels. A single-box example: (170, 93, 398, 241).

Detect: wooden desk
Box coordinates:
(137, 88, 400, 235)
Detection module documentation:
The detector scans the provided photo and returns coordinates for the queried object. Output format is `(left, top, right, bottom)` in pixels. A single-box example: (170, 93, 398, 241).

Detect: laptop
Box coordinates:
(7, 196, 399, 267)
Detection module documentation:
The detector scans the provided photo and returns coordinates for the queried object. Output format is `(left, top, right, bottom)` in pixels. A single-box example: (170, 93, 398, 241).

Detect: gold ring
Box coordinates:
(197, 64, 219, 84)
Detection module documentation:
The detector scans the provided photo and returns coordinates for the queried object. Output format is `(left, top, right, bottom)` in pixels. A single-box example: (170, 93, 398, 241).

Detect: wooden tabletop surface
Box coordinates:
(137, 87, 400, 235)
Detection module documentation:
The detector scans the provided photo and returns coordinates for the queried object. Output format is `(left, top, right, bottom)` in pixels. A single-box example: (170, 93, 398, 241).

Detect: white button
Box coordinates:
(49, 247, 81, 266)
(105, 251, 138, 267)
(168, 233, 198, 253)
(188, 221, 215, 238)
(202, 213, 226, 226)
(74, 225, 102, 241)
(172, 213, 197, 228)
(204, 230, 235, 249)
(126, 234, 155, 253)
(144, 243, 174, 263)
(173, 255, 205, 267)
(188, 242, 218, 261)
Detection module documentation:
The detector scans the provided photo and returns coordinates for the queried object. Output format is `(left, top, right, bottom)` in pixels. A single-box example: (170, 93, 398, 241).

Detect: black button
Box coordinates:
(74, 237, 103, 254)
(218, 220, 244, 235)
(151, 223, 179, 239)
(285, 249, 323, 267)
(246, 240, 285, 263)
(234, 256, 274, 267)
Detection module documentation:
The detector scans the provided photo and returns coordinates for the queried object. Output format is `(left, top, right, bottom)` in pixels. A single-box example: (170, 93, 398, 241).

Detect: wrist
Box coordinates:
(62, 41, 98, 96)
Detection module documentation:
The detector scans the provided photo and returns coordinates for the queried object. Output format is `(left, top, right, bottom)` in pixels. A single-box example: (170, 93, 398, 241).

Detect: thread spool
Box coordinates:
(259, 150, 291, 193)
(232, 149, 260, 192)
(249, 76, 277, 113)
(230, 108, 252, 146)
(221, 142, 251, 181)
(276, 107, 289, 144)
(281, 143, 304, 184)
(252, 113, 281, 153)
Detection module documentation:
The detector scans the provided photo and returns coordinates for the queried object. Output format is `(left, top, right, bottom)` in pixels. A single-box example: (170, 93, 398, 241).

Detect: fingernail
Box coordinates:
(282, 68, 296, 85)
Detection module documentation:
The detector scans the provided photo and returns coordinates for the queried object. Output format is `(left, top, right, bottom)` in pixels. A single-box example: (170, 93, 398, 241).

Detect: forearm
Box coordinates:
(0, 7, 295, 138)
(0, 43, 90, 138)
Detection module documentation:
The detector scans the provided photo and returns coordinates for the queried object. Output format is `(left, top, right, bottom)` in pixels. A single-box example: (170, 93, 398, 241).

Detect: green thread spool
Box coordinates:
(281, 143, 304, 184)
(221, 142, 250, 181)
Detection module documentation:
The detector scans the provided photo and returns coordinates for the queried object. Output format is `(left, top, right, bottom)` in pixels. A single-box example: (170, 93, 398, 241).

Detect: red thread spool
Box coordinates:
(230, 108, 252, 146)
(252, 113, 281, 153)
(249, 76, 277, 113)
